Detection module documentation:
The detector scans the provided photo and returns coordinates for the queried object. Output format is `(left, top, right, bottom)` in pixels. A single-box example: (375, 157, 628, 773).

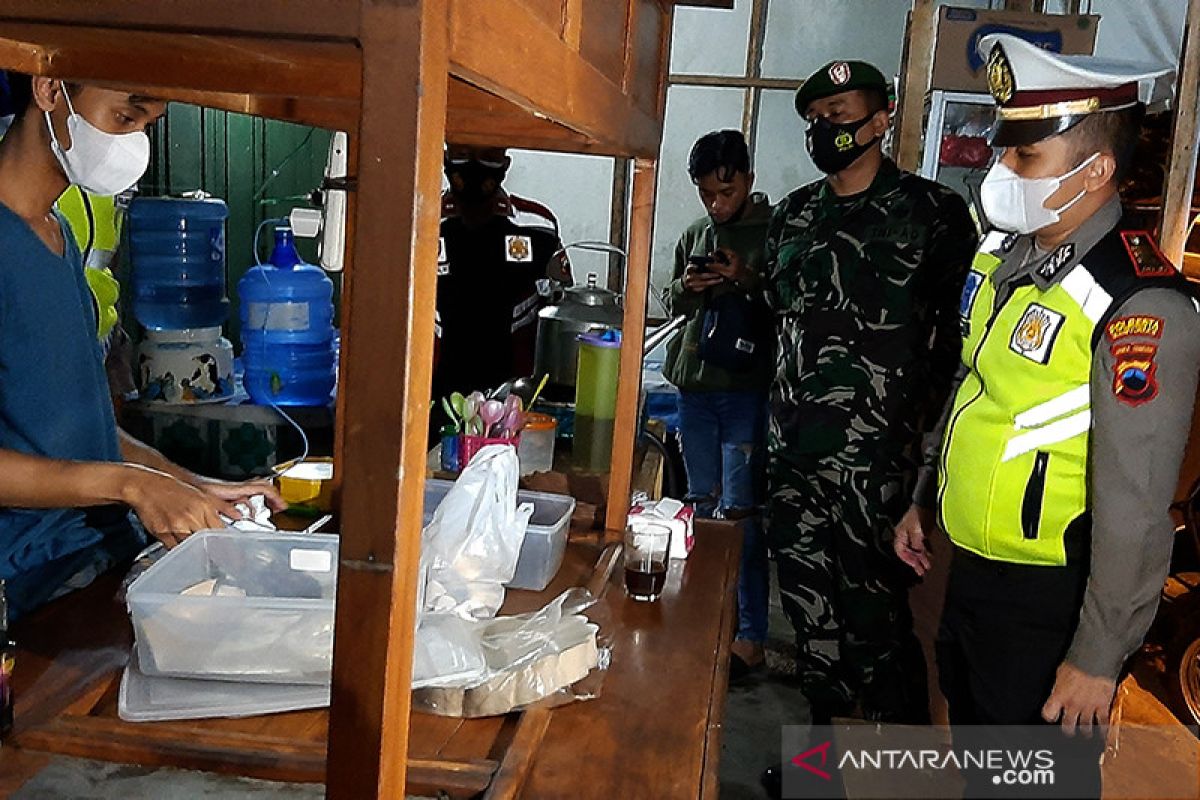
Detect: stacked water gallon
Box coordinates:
(130, 196, 236, 404)
(237, 225, 336, 406)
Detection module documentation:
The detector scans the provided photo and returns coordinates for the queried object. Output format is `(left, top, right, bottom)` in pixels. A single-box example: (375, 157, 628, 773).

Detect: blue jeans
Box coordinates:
(677, 390, 769, 644)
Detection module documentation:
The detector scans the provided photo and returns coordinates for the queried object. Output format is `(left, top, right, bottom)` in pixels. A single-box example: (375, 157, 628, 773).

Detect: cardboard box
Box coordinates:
(931, 6, 1099, 93)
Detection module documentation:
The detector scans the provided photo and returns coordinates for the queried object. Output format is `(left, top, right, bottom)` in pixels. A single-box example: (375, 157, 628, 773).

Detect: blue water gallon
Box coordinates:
(238, 225, 336, 406)
(130, 196, 230, 330)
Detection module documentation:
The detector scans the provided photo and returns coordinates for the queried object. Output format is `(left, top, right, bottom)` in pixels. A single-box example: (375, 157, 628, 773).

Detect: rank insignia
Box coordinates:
(1036, 242, 1075, 282)
(1106, 315, 1163, 342)
(1111, 342, 1159, 406)
(986, 45, 1015, 105)
(1120, 231, 1176, 278)
(1009, 303, 1064, 364)
(506, 235, 533, 263)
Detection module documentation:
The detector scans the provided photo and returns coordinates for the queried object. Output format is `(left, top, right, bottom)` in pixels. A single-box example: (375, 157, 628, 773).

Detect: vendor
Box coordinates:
(0, 74, 283, 620)
(894, 36, 1200, 796)
(432, 145, 571, 402)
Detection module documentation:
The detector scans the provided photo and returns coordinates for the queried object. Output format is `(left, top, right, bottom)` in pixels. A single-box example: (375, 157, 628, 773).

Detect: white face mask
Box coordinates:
(44, 87, 150, 197)
(979, 152, 1099, 235)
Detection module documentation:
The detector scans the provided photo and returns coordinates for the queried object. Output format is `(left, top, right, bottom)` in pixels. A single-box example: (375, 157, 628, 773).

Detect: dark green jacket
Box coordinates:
(764, 160, 978, 469)
(663, 192, 773, 393)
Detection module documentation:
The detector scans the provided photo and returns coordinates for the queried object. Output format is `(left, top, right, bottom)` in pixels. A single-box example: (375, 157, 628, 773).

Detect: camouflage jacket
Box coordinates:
(764, 159, 978, 470)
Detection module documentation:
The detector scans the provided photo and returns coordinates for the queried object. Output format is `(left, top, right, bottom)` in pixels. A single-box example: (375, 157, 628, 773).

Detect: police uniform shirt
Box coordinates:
(433, 191, 566, 399)
(917, 195, 1200, 680)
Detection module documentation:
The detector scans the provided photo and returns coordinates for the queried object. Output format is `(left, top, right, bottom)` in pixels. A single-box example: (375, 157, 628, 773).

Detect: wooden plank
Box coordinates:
(700, 526, 740, 800)
(580, 0, 629, 85)
(446, 77, 594, 152)
(324, 0, 448, 797)
(894, 0, 938, 172)
(480, 708, 553, 800)
(0, 0, 362, 40)
(448, 0, 664, 158)
(604, 159, 658, 535)
(0, 21, 361, 102)
(1160, 0, 1200, 267)
(669, 74, 802, 90)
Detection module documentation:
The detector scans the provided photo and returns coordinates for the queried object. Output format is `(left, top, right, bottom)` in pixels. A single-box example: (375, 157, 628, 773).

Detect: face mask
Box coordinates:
(806, 114, 879, 175)
(445, 158, 507, 203)
(979, 153, 1099, 235)
(44, 87, 150, 197)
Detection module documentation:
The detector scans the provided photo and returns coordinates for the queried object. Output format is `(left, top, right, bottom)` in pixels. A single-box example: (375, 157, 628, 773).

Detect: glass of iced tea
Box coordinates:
(623, 522, 671, 602)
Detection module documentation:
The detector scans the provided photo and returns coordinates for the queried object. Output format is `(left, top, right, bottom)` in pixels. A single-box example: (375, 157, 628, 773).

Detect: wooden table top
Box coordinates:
(0, 521, 741, 799)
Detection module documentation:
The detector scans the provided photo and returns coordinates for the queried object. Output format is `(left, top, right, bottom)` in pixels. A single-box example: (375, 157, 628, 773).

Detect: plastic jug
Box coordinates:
(238, 226, 336, 406)
(130, 196, 230, 331)
(573, 329, 621, 472)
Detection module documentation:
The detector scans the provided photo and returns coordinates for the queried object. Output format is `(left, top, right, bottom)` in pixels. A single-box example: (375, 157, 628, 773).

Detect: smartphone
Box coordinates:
(687, 255, 713, 273)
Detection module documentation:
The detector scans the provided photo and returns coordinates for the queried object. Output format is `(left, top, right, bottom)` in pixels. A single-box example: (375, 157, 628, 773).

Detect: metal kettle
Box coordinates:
(534, 274, 623, 390)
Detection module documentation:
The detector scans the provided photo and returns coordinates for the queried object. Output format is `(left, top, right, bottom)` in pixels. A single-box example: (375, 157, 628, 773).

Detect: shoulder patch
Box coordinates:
(1106, 315, 1163, 342)
(1120, 231, 1176, 279)
(1111, 341, 1159, 406)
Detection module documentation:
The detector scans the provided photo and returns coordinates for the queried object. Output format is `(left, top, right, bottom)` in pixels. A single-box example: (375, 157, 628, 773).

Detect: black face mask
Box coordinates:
(805, 114, 880, 175)
(445, 159, 507, 203)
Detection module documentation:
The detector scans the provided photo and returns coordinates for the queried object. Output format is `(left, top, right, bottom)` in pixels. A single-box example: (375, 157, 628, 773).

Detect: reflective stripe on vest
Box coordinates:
(938, 246, 1104, 566)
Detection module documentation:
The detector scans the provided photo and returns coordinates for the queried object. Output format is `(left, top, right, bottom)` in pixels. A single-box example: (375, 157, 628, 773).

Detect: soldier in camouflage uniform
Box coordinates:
(762, 61, 978, 726)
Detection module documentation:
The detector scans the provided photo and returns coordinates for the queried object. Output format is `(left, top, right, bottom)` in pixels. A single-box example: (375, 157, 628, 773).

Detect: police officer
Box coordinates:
(433, 145, 571, 402)
(895, 35, 1200, 796)
(758, 57, 978, 743)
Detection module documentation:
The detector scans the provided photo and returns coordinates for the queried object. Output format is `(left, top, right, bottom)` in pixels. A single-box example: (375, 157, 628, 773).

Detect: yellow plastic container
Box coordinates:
(275, 457, 335, 512)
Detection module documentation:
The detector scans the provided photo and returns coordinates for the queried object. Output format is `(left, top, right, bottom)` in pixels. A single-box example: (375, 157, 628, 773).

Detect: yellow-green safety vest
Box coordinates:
(56, 186, 124, 340)
(938, 231, 1102, 566)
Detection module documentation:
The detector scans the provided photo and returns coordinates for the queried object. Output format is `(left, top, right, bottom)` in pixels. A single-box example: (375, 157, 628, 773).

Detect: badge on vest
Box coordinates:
(960, 270, 985, 336)
(506, 235, 533, 263)
(437, 237, 449, 276)
(1111, 341, 1159, 406)
(1009, 303, 1064, 365)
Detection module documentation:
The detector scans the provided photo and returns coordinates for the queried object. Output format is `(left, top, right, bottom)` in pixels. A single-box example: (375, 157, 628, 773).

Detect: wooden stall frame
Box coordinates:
(0, 1, 703, 795)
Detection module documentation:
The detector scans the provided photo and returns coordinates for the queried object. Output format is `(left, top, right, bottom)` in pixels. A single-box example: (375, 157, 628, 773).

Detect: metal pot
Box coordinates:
(534, 280, 623, 389)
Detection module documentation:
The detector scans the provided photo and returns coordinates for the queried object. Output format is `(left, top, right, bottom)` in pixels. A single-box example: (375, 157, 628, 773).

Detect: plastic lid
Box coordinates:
(143, 327, 225, 344)
(577, 328, 622, 348)
(522, 412, 557, 431)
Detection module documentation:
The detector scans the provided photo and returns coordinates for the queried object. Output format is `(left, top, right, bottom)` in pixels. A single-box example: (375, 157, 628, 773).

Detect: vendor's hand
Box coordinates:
(894, 503, 935, 577)
(708, 247, 750, 284)
(121, 465, 238, 547)
(682, 262, 724, 293)
(194, 476, 287, 513)
(1042, 662, 1117, 736)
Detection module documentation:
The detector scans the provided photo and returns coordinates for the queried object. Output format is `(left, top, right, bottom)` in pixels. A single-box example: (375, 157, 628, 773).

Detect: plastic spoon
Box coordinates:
(441, 396, 460, 431)
(527, 373, 550, 408)
(480, 398, 504, 437)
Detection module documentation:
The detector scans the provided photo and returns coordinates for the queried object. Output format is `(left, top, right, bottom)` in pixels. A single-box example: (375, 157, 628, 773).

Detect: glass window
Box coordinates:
(761, 0, 910, 81)
(669, 0, 753, 77)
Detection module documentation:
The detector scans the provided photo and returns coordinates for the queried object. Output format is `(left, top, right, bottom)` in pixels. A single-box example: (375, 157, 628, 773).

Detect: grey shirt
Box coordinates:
(914, 196, 1200, 680)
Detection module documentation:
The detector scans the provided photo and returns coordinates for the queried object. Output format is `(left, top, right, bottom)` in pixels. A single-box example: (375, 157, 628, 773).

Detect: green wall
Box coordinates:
(121, 105, 336, 344)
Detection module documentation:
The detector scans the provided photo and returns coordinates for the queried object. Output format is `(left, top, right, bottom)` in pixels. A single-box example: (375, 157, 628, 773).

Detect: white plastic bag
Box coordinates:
(421, 444, 532, 620)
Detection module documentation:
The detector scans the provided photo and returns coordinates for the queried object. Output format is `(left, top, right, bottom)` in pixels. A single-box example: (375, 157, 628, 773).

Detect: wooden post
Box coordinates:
(894, 0, 937, 171)
(1160, 0, 1200, 268)
(325, 0, 448, 797)
(605, 158, 657, 535)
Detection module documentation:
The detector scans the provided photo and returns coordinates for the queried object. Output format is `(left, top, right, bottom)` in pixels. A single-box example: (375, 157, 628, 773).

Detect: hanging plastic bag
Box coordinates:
(422, 444, 533, 620)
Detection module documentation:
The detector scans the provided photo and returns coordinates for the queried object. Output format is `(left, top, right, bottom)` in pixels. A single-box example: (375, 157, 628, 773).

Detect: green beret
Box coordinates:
(794, 60, 889, 117)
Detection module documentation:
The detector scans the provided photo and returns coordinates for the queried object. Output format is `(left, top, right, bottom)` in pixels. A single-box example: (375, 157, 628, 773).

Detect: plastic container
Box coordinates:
(127, 530, 339, 684)
(238, 225, 336, 406)
(517, 413, 556, 475)
(573, 330, 621, 472)
(130, 196, 230, 331)
(275, 458, 334, 513)
(459, 434, 518, 469)
(119, 650, 329, 722)
(423, 479, 575, 591)
(137, 326, 234, 403)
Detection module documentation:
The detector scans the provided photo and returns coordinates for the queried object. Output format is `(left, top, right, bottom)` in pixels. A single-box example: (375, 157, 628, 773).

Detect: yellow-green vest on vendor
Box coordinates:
(937, 229, 1184, 566)
(56, 185, 125, 340)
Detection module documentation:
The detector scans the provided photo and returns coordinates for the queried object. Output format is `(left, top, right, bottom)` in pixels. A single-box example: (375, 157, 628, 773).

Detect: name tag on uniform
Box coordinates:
(506, 235, 533, 263)
(437, 237, 449, 275)
(1009, 303, 1064, 365)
